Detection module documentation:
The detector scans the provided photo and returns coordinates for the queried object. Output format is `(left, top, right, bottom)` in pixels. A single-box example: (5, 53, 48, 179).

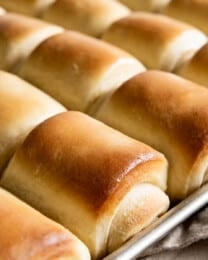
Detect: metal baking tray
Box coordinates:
(104, 183, 208, 260)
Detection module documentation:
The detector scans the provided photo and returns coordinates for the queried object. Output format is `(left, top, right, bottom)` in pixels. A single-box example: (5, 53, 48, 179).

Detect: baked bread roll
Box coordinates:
(0, 0, 56, 16)
(95, 71, 208, 200)
(177, 43, 208, 88)
(0, 70, 66, 174)
(163, 0, 208, 35)
(102, 12, 207, 71)
(0, 12, 63, 71)
(118, 0, 171, 11)
(1, 111, 169, 258)
(18, 31, 145, 112)
(0, 187, 90, 259)
(42, 0, 130, 37)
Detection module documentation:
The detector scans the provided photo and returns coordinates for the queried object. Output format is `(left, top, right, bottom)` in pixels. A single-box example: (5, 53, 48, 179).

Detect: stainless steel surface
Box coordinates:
(104, 183, 208, 260)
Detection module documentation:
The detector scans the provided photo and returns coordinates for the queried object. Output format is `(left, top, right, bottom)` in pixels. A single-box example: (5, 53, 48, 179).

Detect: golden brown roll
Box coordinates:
(102, 12, 207, 71)
(0, 187, 90, 260)
(0, 0, 56, 16)
(0, 70, 66, 174)
(0, 12, 63, 71)
(118, 0, 171, 11)
(18, 31, 145, 112)
(42, 0, 130, 37)
(95, 71, 208, 201)
(163, 0, 208, 35)
(1, 111, 169, 258)
(177, 43, 208, 88)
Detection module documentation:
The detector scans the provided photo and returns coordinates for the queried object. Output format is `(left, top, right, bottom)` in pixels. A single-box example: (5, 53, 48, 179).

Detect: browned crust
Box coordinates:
(104, 12, 192, 45)
(47, 0, 126, 15)
(20, 31, 132, 77)
(105, 71, 208, 164)
(102, 12, 199, 70)
(43, 0, 130, 36)
(164, 0, 208, 33)
(0, 13, 54, 40)
(0, 188, 89, 259)
(19, 31, 140, 111)
(15, 111, 167, 211)
(165, 0, 208, 15)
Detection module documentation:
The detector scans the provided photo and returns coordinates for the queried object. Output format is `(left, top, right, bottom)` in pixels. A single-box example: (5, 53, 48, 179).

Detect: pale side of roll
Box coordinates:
(0, 7, 5, 15)
(0, 187, 90, 260)
(102, 12, 207, 71)
(95, 71, 208, 200)
(1, 111, 169, 259)
(177, 43, 208, 88)
(118, 0, 171, 11)
(0, 70, 66, 174)
(42, 0, 130, 37)
(163, 0, 208, 35)
(0, 12, 63, 71)
(0, 0, 56, 16)
(18, 31, 145, 112)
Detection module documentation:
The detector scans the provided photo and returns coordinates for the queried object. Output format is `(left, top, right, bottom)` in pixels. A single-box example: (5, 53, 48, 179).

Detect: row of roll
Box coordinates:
(1, 1, 207, 36)
(0, 2, 207, 83)
(0, 0, 207, 259)
(0, 6, 167, 260)
(0, 8, 207, 106)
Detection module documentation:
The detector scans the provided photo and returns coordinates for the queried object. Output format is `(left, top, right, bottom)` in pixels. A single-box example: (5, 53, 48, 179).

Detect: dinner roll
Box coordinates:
(1, 111, 169, 258)
(42, 0, 130, 37)
(163, 0, 208, 35)
(177, 43, 208, 88)
(95, 71, 208, 200)
(0, 187, 90, 260)
(0, 0, 56, 16)
(0, 70, 66, 174)
(102, 12, 207, 71)
(0, 13, 63, 71)
(18, 31, 145, 112)
(118, 0, 171, 11)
